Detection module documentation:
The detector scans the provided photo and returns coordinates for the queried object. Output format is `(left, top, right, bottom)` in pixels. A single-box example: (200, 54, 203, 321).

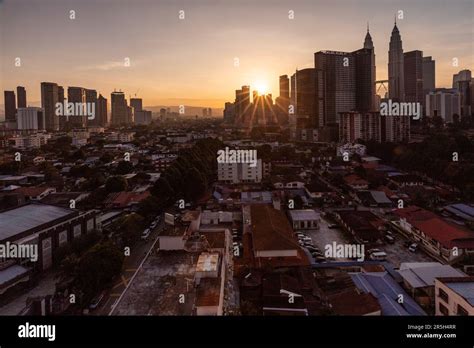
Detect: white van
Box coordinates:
(369, 251, 387, 261)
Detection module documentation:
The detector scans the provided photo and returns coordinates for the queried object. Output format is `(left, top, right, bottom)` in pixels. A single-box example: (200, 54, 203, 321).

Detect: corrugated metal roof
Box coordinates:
(0, 204, 75, 240)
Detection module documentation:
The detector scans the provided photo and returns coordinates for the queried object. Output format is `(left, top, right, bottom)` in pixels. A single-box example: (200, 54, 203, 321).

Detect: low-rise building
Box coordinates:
(435, 277, 474, 316)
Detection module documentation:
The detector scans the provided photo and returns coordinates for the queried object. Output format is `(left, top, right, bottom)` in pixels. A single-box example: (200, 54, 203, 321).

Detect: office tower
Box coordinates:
(315, 51, 356, 124)
(86, 89, 97, 127)
(41, 82, 60, 131)
(404, 50, 424, 106)
(388, 21, 405, 100)
(130, 98, 143, 113)
(339, 111, 381, 143)
(17, 86, 26, 108)
(471, 78, 474, 116)
(67, 87, 87, 127)
(452, 69, 472, 117)
(290, 68, 317, 129)
(208, 108, 212, 117)
(127, 105, 134, 124)
(234, 85, 250, 126)
(223, 102, 235, 123)
(251, 93, 275, 126)
(111, 91, 128, 125)
(426, 89, 461, 123)
(17, 107, 45, 130)
(89, 93, 107, 127)
(280, 74, 290, 100)
(422, 56, 436, 97)
(135, 110, 152, 125)
(275, 75, 290, 125)
(4, 90, 16, 122)
(202, 108, 208, 117)
(352, 24, 377, 112)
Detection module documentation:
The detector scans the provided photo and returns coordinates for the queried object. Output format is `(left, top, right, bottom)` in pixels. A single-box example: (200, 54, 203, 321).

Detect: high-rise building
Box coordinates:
(388, 21, 405, 100)
(291, 68, 318, 129)
(67, 87, 87, 127)
(4, 90, 16, 122)
(339, 111, 381, 143)
(275, 75, 290, 125)
(422, 56, 436, 97)
(353, 25, 377, 112)
(208, 108, 212, 117)
(315, 51, 356, 125)
(452, 69, 472, 117)
(234, 85, 251, 126)
(223, 102, 235, 123)
(111, 91, 129, 125)
(130, 98, 143, 113)
(426, 89, 461, 123)
(202, 108, 208, 117)
(17, 107, 45, 130)
(404, 50, 424, 106)
(93, 94, 108, 126)
(127, 105, 134, 124)
(17, 86, 27, 108)
(134, 110, 152, 125)
(41, 82, 60, 131)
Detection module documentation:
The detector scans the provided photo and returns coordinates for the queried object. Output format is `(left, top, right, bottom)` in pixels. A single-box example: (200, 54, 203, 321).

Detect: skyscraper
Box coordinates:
(275, 75, 290, 125)
(41, 82, 60, 131)
(130, 98, 143, 113)
(315, 51, 356, 124)
(352, 24, 377, 112)
(453, 69, 472, 117)
(17, 86, 26, 108)
(111, 91, 128, 125)
(290, 68, 318, 128)
(388, 21, 405, 100)
(234, 85, 250, 126)
(67, 87, 87, 128)
(404, 50, 424, 106)
(4, 90, 16, 122)
(422, 56, 436, 97)
(92, 94, 108, 127)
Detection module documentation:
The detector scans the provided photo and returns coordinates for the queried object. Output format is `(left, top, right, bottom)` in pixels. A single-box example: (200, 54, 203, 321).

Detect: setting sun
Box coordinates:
(254, 80, 268, 95)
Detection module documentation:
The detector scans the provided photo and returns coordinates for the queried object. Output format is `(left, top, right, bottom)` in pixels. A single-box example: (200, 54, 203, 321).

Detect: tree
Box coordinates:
(105, 176, 128, 193)
(115, 160, 134, 175)
(74, 241, 124, 301)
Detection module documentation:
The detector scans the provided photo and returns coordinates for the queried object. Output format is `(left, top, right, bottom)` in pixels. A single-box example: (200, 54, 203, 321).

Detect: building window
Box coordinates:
(457, 305, 468, 316)
(438, 288, 449, 303)
(438, 303, 449, 316)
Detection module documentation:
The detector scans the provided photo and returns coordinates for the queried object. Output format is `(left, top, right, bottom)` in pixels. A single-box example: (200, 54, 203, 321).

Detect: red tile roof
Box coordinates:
(395, 206, 474, 249)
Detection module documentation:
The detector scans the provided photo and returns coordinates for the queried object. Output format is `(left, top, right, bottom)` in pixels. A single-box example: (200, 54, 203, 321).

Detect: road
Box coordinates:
(93, 219, 165, 315)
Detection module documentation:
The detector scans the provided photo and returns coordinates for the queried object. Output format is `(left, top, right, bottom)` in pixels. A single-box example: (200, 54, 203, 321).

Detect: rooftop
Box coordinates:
(289, 209, 320, 221)
(0, 203, 76, 241)
(438, 277, 474, 306)
(398, 262, 466, 288)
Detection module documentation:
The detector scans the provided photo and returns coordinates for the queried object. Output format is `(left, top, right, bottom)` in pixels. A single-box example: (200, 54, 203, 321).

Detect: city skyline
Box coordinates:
(1, 0, 473, 108)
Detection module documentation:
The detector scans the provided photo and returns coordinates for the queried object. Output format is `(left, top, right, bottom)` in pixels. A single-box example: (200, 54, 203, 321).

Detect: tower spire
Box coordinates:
(367, 21, 369, 33)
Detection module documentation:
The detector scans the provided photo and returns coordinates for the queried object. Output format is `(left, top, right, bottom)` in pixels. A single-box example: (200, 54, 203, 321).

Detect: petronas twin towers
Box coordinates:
(388, 20, 405, 100)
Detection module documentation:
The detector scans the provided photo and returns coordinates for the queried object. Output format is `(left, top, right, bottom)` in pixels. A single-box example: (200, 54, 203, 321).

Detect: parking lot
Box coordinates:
(299, 215, 434, 266)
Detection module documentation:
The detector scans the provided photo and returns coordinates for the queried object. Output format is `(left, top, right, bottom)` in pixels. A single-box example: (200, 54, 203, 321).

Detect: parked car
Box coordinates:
(150, 221, 158, 229)
(328, 224, 338, 229)
(89, 292, 105, 310)
(306, 246, 319, 252)
(302, 236, 312, 243)
(141, 228, 151, 240)
(408, 243, 418, 252)
(385, 235, 395, 244)
(314, 256, 326, 262)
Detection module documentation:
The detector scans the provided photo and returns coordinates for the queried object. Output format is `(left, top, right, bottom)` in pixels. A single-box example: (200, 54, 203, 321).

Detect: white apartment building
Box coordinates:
(426, 90, 461, 123)
(217, 159, 262, 184)
(17, 107, 45, 130)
